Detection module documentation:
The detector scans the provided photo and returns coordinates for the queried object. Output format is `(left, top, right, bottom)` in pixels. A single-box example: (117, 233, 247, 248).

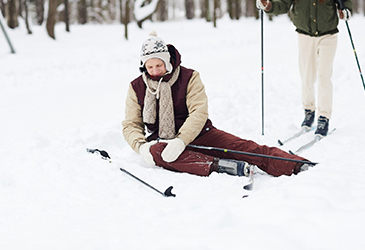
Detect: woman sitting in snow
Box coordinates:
(122, 32, 310, 178)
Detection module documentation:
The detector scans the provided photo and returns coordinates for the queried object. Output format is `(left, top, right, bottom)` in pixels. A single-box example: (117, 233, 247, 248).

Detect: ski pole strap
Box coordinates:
(187, 144, 317, 165)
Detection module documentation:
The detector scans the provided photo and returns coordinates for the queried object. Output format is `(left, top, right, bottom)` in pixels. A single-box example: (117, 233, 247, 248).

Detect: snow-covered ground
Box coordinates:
(1, 14, 365, 250)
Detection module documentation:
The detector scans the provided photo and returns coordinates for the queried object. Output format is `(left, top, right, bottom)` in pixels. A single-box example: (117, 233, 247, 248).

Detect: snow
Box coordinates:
(1, 14, 365, 249)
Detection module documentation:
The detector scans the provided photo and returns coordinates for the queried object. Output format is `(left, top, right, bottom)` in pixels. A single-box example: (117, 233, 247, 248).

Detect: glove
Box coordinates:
(160, 138, 186, 163)
(339, 8, 351, 21)
(256, 0, 271, 10)
(139, 140, 158, 165)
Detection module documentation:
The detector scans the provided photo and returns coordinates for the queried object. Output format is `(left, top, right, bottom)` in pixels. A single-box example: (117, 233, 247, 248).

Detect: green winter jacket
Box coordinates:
(266, 0, 353, 37)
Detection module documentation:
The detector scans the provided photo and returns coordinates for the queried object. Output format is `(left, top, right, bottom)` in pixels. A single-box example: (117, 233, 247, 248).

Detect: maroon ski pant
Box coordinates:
(150, 128, 308, 177)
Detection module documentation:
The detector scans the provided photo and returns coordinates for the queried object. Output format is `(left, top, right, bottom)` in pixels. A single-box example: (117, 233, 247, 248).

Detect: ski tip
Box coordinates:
(289, 150, 295, 155)
(278, 140, 284, 146)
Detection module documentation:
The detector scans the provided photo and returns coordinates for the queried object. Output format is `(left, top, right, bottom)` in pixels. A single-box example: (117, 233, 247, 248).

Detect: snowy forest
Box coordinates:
(2, 0, 365, 248)
(2, 0, 365, 40)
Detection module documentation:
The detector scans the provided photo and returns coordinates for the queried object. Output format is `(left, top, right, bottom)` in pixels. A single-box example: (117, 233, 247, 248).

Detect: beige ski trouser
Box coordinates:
(298, 33, 338, 119)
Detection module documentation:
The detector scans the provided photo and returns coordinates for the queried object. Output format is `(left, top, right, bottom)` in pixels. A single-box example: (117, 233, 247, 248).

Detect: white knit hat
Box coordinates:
(140, 31, 173, 73)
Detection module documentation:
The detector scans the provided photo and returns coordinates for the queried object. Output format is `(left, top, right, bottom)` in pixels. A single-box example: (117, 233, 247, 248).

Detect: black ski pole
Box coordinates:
(119, 167, 175, 197)
(0, 16, 16, 54)
(86, 148, 176, 197)
(261, 9, 265, 135)
(187, 144, 317, 165)
(336, 0, 365, 91)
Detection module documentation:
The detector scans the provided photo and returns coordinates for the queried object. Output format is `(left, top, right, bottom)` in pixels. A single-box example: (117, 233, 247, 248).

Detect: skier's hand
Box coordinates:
(339, 9, 351, 21)
(256, 0, 272, 11)
(139, 140, 158, 165)
(160, 138, 186, 163)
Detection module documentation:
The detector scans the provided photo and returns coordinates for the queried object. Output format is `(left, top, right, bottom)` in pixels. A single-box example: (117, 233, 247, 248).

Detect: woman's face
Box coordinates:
(145, 58, 167, 77)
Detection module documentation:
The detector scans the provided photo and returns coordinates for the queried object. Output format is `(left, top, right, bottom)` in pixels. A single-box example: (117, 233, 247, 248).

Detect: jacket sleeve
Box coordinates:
(343, 0, 353, 12)
(177, 71, 209, 146)
(122, 83, 146, 153)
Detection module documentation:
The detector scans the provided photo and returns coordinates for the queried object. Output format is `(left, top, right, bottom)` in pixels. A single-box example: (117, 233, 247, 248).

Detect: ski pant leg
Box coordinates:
(298, 33, 318, 112)
(149, 128, 308, 177)
(150, 143, 215, 176)
(190, 128, 308, 177)
(317, 34, 337, 119)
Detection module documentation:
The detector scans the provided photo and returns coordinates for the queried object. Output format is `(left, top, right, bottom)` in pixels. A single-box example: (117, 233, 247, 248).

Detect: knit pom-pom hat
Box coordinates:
(140, 31, 173, 73)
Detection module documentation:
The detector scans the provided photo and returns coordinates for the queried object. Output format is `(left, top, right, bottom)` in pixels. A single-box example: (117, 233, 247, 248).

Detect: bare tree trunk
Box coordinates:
(157, 0, 167, 21)
(213, 0, 218, 27)
(78, 0, 88, 24)
(35, 0, 44, 25)
(18, 0, 23, 18)
(203, 0, 211, 21)
(7, 0, 18, 28)
(119, 0, 123, 23)
(245, 0, 258, 19)
(227, 0, 234, 19)
(64, 0, 70, 32)
(185, 0, 195, 20)
(46, 0, 57, 39)
(107, 0, 117, 22)
(234, 0, 241, 20)
(24, 0, 32, 34)
(124, 0, 130, 40)
(1, 0, 5, 18)
(352, 0, 358, 13)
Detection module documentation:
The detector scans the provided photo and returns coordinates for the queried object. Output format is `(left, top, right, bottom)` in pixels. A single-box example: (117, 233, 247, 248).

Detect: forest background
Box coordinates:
(1, 0, 365, 41)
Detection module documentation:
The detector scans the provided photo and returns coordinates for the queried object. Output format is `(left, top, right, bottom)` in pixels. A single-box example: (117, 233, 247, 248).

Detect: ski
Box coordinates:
(289, 128, 336, 155)
(278, 126, 316, 146)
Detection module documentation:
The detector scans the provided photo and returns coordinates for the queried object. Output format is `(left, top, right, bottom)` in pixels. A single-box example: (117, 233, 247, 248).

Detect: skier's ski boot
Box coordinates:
(315, 116, 329, 137)
(217, 159, 250, 177)
(301, 109, 315, 128)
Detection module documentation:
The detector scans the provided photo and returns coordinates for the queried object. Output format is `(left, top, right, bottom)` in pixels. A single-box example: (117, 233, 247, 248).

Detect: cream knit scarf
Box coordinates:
(142, 66, 180, 139)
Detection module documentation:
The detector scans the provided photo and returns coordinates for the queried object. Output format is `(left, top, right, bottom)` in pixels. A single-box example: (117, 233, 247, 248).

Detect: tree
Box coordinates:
(0, 0, 5, 18)
(65, 0, 70, 32)
(35, 0, 45, 25)
(46, 0, 58, 39)
(213, 0, 218, 27)
(7, 0, 18, 28)
(157, 0, 167, 21)
(134, 0, 160, 28)
(78, 0, 88, 24)
(245, 0, 259, 19)
(185, 0, 194, 19)
(124, 0, 130, 39)
(200, 0, 211, 22)
(23, 0, 32, 34)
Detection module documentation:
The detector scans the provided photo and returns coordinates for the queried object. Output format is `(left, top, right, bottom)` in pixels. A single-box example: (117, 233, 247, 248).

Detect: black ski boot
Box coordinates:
(315, 116, 329, 137)
(217, 159, 250, 177)
(301, 109, 315, 128)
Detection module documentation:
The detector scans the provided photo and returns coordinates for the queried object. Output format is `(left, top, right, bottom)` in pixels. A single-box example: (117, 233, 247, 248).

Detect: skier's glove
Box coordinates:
(339, 8, 351, 21)
(256, 0, 271, 11)
(160, 138, 186, 163)
(139, 140, 158, 166)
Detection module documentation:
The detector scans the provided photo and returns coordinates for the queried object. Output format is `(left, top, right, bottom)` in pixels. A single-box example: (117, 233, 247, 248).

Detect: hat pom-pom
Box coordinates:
(149, 30, 157, 37)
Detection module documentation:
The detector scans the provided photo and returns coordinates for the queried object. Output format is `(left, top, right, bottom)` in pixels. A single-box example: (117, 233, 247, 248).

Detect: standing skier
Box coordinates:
(122, 32, 310, 178)
(257, 0, 352, 136)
